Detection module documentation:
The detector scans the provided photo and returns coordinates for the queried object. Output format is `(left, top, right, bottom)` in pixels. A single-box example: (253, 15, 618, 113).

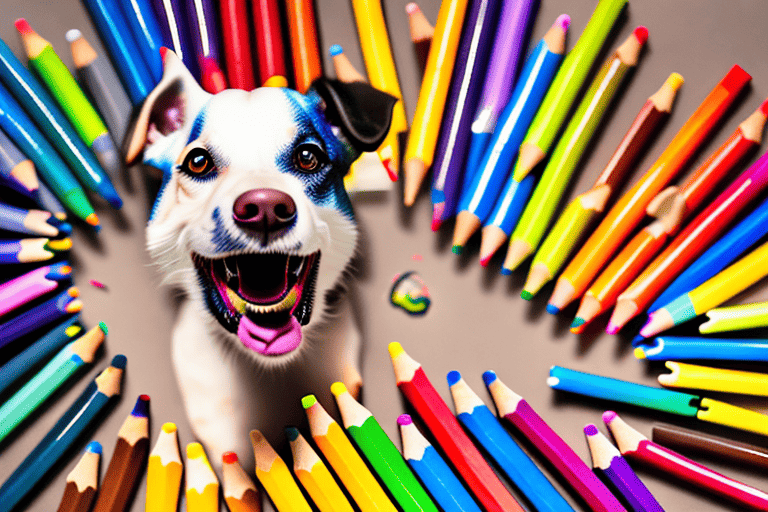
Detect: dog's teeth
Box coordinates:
(293, 258, 305, 276)
(224, 258, 236, 281)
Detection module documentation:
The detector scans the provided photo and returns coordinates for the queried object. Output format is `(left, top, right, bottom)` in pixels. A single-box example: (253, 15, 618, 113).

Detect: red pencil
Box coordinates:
(604, 411, 768, 510)
(201, 56, 228, 93)
(251, 0, 288, 87)
(388, 343, 523, 512)
(219, 0, 255, 90)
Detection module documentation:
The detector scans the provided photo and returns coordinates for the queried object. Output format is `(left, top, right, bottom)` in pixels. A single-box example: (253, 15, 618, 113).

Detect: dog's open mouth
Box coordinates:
(192, 251, 319, 356)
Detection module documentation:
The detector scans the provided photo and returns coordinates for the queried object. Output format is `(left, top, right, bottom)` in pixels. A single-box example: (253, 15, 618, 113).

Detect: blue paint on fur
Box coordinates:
(211, 206, 250, 253)
(187, 106, 208, 144)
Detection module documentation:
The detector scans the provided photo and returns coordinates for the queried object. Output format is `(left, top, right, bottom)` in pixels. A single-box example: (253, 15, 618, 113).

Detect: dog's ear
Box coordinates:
(125, 49, 212, 164)
(309, 78, 397, 153)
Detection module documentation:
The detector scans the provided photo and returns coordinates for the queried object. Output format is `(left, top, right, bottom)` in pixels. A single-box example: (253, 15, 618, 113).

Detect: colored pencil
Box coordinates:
(286, 0, 322, 94)
(200, 56, 228, 93)
(585, 424, 663, 512)
(223, 451, 262, 512)
(463, 0, 535, 193)
(549, 366, 768, 437)
(146, 423, 183, 512)
(0, 128, 38, 199)
(219, 0, 255, 90)
(574, 99, 767, 332)
(388, 343, 523, 512)
(0, 323, 105, 442)
(332, 382, 438, 512)
(549, 65, 751, 314)
(659, 361, 768, 396)
(251, 0, 288, 87)
(151, 0, 198, 79)
(37, 180, 68, 221)
(643, 239, 768, 337)
(56, 441, 102, 512)
(610, 148, 768, 334)
(0, 316, 81, 395)
(407, 3, 434, 74)
(635, 336, 768, 362)
(350, 0, 408, 179)
(651, 194, 768, 313)
(504, 28, 647, 273)
(448, 371, 574, 512)
(0, 237, 71, 264)
(429, 0, 504, 230)
(652, 424, 768, 471)
(397, 414, 482, 512)
(0, 201, 71, 238)
(512, 0, 627, 182)
(82, 0, 155, 104)
(702, 300, 768, 334)
(185, 442, 219, 512)
(251, 430, 312, 512)
(0, 286, 80, 350)
(605, 411, 768, 510)
(0, 261, 72, 317)
(484, 370, 624, 511)
(185, 0, 224, 90)
(286, 427, 350, 512)
(454, 15, 569, 248)
(0, 356, 125, 512)
(479, 173, 537, 262)
(68, 29, 131, 144)
(524, 74, 682, 298)
(120, 0, 165, 83)
(302, 394, 396, 511)
(403, 0, 470, 206)
(0, 80, 98, 225)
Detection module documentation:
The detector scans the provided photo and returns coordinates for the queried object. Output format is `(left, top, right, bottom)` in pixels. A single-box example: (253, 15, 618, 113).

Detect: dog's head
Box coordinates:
(126, 50, 395, 363)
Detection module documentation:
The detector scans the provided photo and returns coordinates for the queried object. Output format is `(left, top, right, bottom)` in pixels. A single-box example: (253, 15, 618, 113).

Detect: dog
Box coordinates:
(126, 48, 396, 465)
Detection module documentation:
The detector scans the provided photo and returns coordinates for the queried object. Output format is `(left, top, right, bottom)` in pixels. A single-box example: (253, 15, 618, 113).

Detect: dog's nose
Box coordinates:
(233, 188, 297, 235)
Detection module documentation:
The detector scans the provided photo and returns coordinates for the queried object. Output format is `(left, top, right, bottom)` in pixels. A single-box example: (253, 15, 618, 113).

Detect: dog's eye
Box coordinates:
(182, 148, 216, 177)
(293, 144, 326, 173)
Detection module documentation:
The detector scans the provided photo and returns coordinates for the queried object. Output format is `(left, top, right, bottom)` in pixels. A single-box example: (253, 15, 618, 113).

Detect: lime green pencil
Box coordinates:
(504, 28, 646, 274)
(512, 0, 627, 182)
(331, 382, 438, 512)
(701, 301, 768, 334)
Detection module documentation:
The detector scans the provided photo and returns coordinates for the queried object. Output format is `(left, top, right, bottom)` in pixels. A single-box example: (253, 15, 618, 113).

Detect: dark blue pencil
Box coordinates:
(0, 287, 81, 349)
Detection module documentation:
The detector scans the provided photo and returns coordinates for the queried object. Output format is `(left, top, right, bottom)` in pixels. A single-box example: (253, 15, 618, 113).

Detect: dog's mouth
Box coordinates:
(193, 251, 319, 356)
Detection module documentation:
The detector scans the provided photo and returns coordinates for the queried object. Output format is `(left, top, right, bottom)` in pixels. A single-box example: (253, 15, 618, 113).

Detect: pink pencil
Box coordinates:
(0, 261, 72, 317)
(484, 371, 625, 512)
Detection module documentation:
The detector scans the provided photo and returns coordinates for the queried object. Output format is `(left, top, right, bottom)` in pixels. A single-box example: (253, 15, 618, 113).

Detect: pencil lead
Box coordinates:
(546, 304, 560, 315)
(499, 267, 512, 276)
(451, 245, 463, 255)
(571, 317, 585, 328)
(520, 291, 533, 301)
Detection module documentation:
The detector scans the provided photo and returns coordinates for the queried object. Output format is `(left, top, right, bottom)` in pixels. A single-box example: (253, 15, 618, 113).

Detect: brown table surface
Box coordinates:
(2, 0, 768, 510)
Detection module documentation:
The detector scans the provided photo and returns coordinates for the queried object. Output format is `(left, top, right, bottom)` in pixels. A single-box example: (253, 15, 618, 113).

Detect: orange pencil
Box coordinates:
(549, 65, 750, 315)
(285, 0, 322, 94)
(572, 98, 768, 332)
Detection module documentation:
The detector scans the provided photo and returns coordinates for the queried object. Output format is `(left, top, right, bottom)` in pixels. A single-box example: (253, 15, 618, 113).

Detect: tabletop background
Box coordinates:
(2, 0, 768, 510)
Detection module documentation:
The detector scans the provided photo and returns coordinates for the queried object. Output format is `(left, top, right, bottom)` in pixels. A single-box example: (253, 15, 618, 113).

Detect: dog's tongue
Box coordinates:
(237, 314, 302, 355)
(236, 253, 288, 303)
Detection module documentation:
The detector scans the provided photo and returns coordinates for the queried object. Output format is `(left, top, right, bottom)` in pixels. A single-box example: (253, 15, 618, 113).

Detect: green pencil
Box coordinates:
(331, 382, 438, 512)
(512, 0, 627, 182)
(504, 28, 646, 274)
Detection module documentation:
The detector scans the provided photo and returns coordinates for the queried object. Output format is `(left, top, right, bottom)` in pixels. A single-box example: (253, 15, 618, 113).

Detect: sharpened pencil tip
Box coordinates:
(606, 322, 620, 335)
(556, 14, 570, 31)
(222, 451, 238, 463)
(330, 382, 347, 397)
(132, 395, 150, 417)
(388, 342, 404, 359)
(571, 317, 585, 328)
(329, 44, 343, 56)
(397, 414, 412, 426)
(110, 354, 127, 369)
(446, 370, 461, 386)
(301, 395, 317, 409)
(482, 371, 497, 386)
(98, 322, 108, 334)
(65, 29, 82, 42)
(584, 424, 599, 436)
(162, 422, 177, 433)
(546, 304, 560, 315)
(14, 19, 33, 35)
(633, 347, 647, 359)
(284, 427, 299, 441)
(86, 441, 102, 454)
(603, 411, 618, 424)
(451, 245, 463, 255)
(187, 442, 205, 459)
(500, 267, 512, 276)
(520, 291, 533, 301)
(405, 2, 420, 14)
(633, 26, 649, 44)
(86, 213, 100, 228)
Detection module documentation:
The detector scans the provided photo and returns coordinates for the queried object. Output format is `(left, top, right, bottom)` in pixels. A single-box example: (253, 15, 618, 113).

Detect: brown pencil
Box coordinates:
(223, 451, 262, 512)
(91, 395, 150, 512)
(406, 3, 434, 74)
(653, 424, 768, 471)
(56, 441, 101, 512)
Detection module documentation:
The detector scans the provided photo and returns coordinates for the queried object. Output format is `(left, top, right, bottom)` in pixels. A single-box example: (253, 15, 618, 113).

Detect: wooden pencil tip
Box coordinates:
(403, 159, 426, 206)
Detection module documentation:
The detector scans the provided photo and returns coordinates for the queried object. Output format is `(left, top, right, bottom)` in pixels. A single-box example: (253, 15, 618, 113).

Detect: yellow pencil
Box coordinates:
(146, 423, 182, 512)
(222, 451, 262, 512)
(403, 0, 470, 206)
(287, 427, 354, 512)
(302, 395, 396, 511)
(250, 430, 312, 512)
(185, 443, 219, 512)
(659, 361, 768, 397)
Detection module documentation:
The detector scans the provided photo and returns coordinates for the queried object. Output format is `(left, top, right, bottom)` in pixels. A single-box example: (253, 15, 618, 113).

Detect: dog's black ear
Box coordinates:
(310, 78, 397, 153)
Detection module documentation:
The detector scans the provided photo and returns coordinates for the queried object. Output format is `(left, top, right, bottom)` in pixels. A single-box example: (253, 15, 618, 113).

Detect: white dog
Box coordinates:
(126, 49, 395, 465)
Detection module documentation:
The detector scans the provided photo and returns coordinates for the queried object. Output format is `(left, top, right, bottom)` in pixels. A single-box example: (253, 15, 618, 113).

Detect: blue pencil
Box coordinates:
(0, 36, 121, 209)
(120, 0, 165, 83)
(0, 355, 125, 512)
(0, 316, 82, 395)
(452, 15, 569, 253)
(479, 172, 537, 265)
(0, 287, 81, 350)
(82, 0, 155, 104)
(635, 337, 768, 362)
(650, 195, 768, 311)
(0, 201, 71, 237)
(448, 371, 574, 512)
(398, 414, 482, 512)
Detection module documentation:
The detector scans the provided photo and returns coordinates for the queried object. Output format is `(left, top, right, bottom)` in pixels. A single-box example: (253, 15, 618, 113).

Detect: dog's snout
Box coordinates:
(233, 188, 297, 235)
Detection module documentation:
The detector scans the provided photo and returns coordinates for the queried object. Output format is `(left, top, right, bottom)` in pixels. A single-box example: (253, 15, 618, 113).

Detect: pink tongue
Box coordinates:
(237, 315, 302, 355)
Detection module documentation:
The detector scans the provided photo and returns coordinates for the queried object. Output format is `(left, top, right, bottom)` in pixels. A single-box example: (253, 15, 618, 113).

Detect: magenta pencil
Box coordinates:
(0, 261, 72, 318)
(484, 371, 625, 512)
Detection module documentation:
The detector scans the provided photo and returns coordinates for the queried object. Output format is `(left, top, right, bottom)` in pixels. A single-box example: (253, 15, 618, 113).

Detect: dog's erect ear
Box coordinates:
(309, 78, 397, 153)
(125, 49, 212, 164)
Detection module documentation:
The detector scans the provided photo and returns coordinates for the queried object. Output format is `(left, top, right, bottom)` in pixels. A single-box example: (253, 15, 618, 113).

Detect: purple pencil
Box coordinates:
(484, 371, 625, 512)
(585, 424, 664, 512)
(463, 0, 535, 191)
(151, 0, 198, 78)
(430, 0, 501, 231)
(0, 261, 72, 318)
(184, 0, 222, 67)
